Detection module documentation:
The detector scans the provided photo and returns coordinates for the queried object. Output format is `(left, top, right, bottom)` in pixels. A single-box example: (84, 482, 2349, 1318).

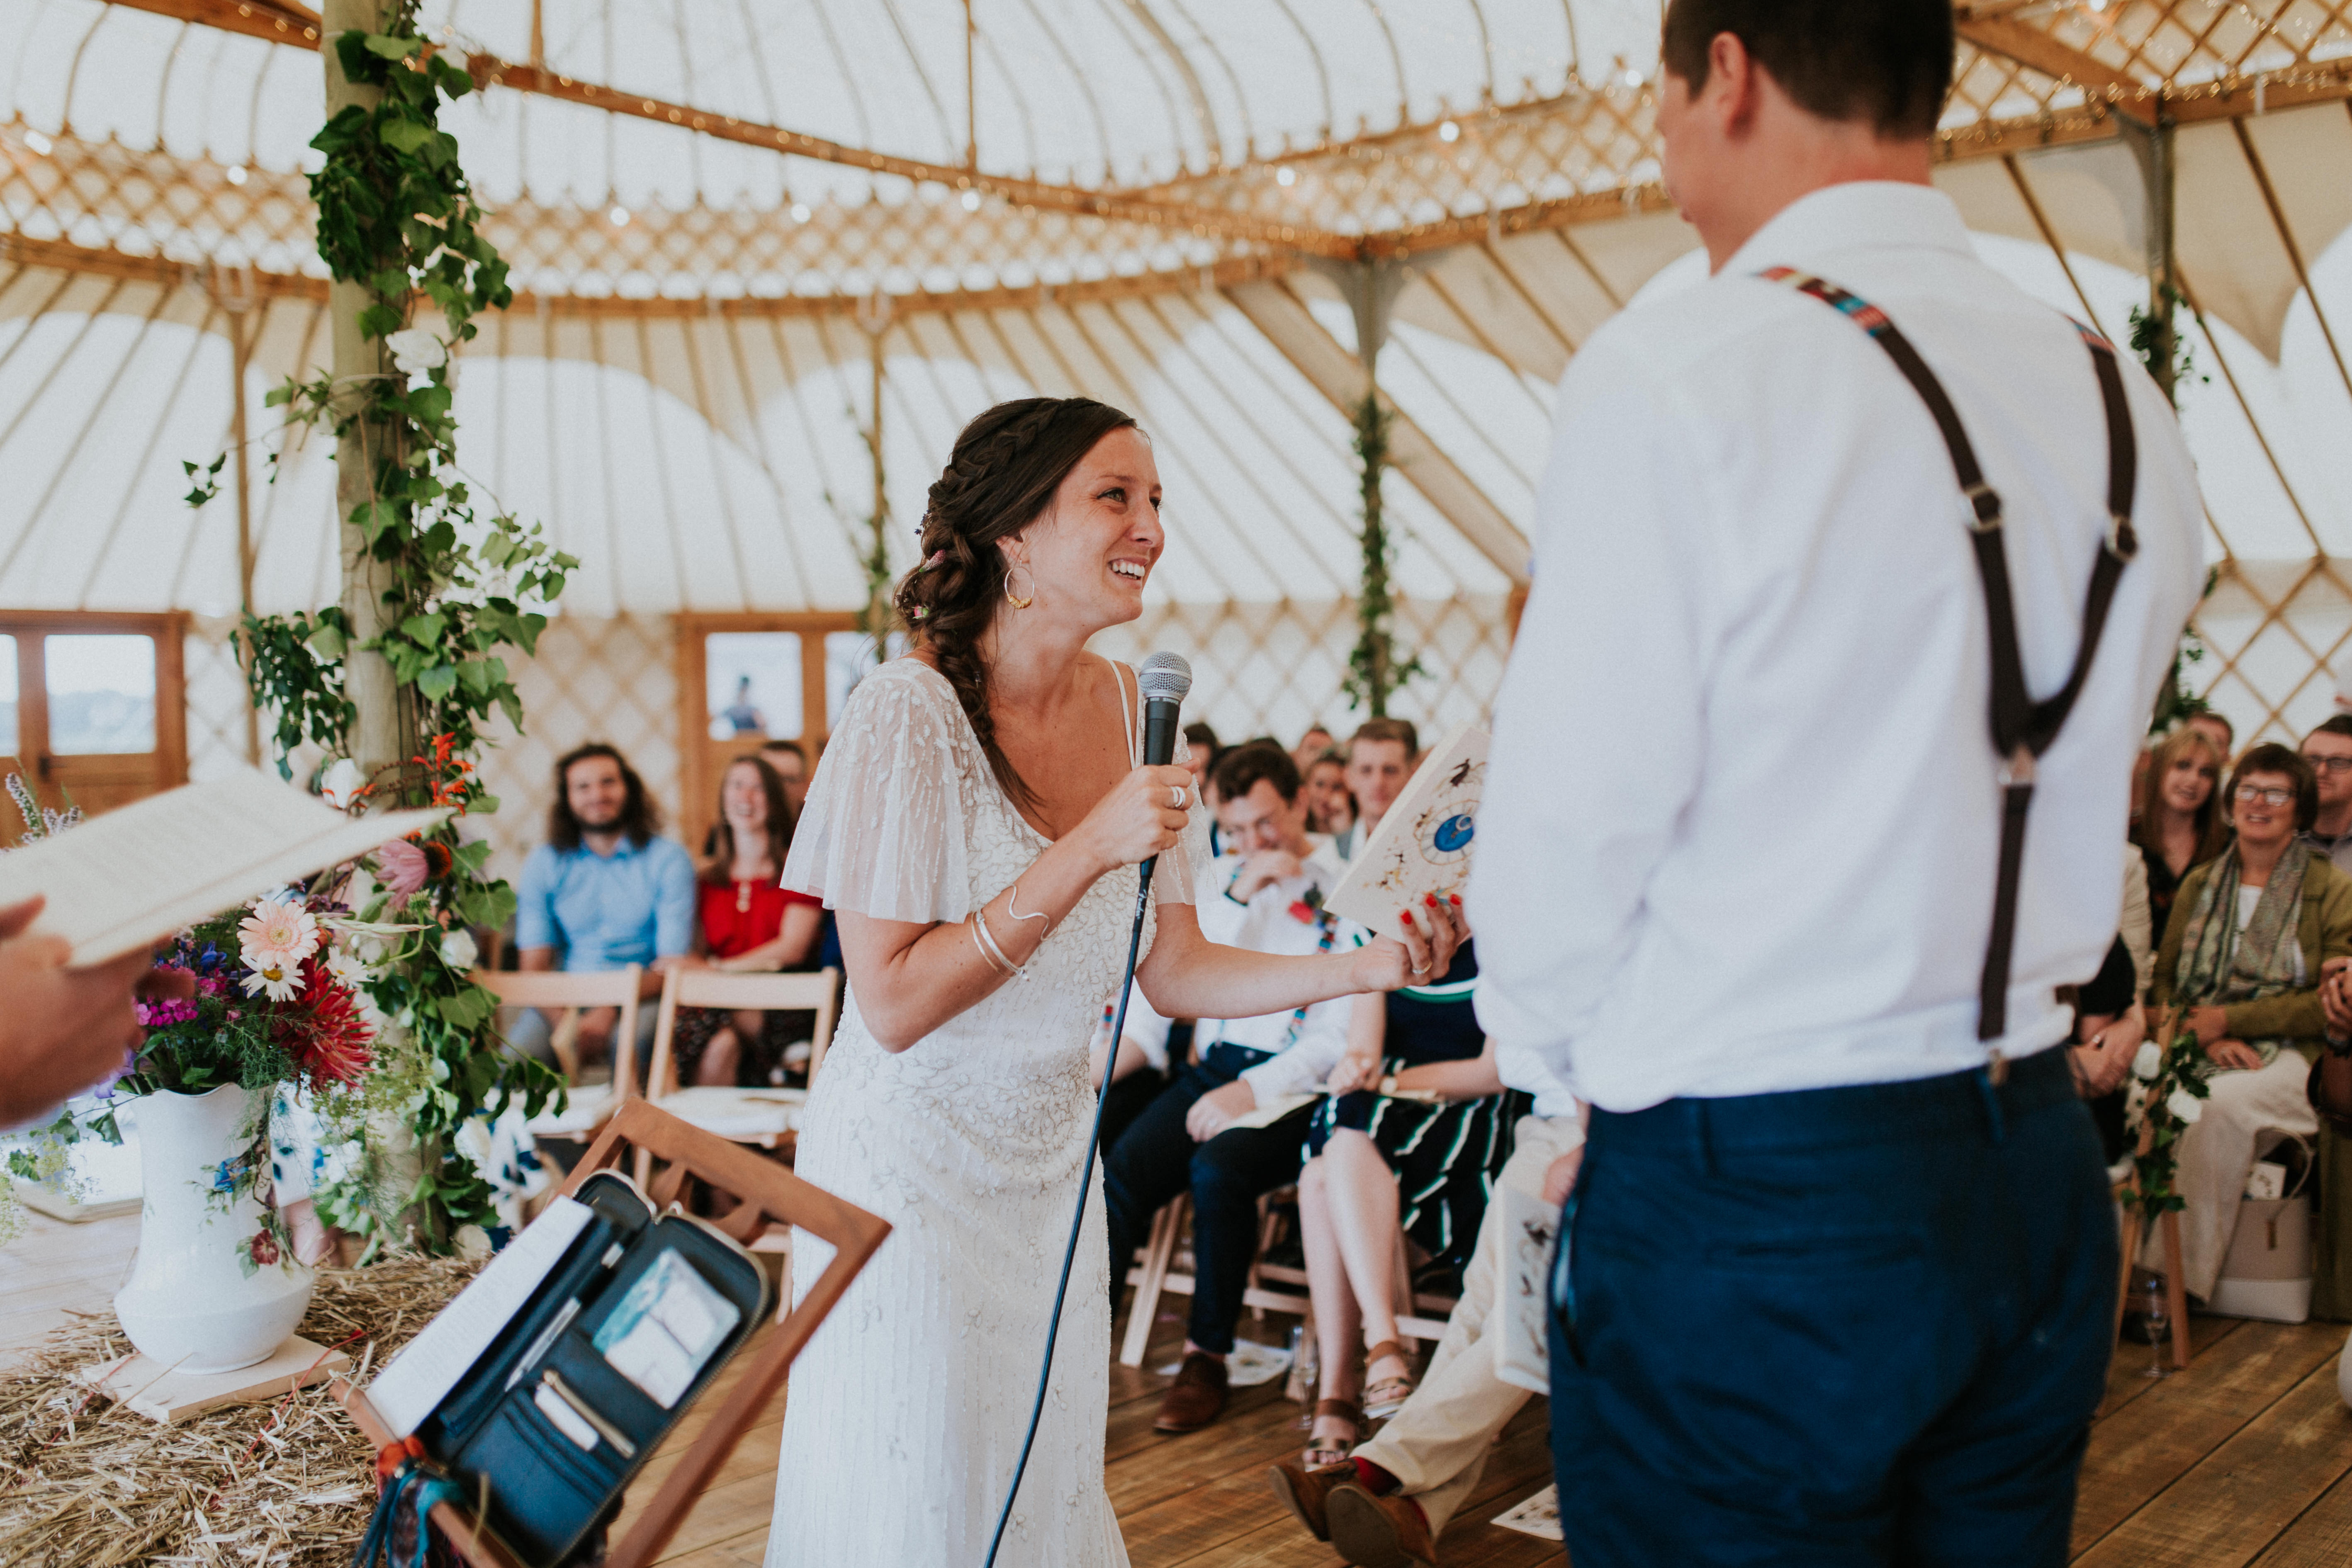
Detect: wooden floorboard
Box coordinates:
(10, 1213, 2352, 1566)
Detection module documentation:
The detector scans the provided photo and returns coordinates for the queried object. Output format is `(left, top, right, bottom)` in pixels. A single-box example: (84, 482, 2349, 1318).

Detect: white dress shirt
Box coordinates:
(1123, 840, 1357, 1099)
(1469, 182, 2203, 1113)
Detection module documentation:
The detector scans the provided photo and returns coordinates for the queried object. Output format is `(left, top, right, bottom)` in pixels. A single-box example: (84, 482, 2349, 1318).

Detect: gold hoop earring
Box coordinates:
(1004, 562, 1036, 610)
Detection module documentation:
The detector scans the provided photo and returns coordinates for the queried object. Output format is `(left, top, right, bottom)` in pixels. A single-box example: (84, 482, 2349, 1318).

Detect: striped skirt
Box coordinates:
(1305, 1067, 1531, 1271)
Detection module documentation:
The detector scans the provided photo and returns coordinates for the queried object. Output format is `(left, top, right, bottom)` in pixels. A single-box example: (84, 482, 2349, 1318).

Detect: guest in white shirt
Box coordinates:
(1468, 5, 2203, 1564)
(1332, 718, 1416, 862)
(1102, 742, 1358, 1435)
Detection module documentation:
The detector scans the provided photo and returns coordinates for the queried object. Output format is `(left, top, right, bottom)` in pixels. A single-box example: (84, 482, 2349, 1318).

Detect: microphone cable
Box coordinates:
(980, 858, 1155, 1568)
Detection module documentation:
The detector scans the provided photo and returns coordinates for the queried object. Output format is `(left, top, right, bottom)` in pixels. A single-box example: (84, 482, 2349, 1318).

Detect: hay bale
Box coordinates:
(0, 1252, 483, 1566)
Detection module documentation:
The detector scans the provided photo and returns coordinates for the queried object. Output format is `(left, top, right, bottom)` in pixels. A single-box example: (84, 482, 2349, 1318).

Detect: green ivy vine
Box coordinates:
(1342, 388, 1423, 717)
(190, 0, 572, 1253)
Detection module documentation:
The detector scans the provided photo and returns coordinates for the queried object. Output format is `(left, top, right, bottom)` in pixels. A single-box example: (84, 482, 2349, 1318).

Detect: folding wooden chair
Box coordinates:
(336, 1097, 890, 1568)
(635, 968, 842, 1241)
(476, 966, 645, 1145)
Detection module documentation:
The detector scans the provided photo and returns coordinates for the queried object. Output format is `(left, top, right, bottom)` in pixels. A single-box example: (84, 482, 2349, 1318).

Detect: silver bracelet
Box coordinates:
(969, 910, 1013, 976)
(971, 906, 1029, 981)
(1005, 879, 1052, 934)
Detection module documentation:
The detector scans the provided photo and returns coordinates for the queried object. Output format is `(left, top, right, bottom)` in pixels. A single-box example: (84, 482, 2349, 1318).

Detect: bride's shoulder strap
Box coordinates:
(780, 657, 975, 925)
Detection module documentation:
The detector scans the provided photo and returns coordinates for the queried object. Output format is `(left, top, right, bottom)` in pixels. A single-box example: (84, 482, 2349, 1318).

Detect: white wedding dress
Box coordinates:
(767, 658, 1206, 1568)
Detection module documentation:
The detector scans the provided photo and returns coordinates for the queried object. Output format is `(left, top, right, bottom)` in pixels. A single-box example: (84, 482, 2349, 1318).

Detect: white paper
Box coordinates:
(1490, 1484, 1563, 1541)
(1154, 1339, 1292, 1388)
(1493, 1184, 1557, 1398)
(1225, 1092, 1319, 1130)
(591, 1248, 740, 1409)
(0, 769, 445, 966)
(1325, 723, 1489, 931)
(369, 1195, 596, 1437)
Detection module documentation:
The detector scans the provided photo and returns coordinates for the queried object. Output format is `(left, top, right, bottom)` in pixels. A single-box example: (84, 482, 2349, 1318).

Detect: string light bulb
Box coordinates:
(226, 164, 248, 185)
(790, 202, 811, 222)
(1276, 165, 1296, 186)
(609, 205, 630, 226)
(22, 129, 51, 156)
(1438, 119, 1460, 142)
(960, 188, 981, 211)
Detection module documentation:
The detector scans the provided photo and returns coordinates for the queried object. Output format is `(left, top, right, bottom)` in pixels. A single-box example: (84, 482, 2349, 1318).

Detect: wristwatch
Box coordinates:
(1377, 1073, 1399, 1098)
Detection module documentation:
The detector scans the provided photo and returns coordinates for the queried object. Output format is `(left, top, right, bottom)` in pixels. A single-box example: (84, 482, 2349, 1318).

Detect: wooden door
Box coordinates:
(675, 612, 867, 855)
(0, 611, 189, 835)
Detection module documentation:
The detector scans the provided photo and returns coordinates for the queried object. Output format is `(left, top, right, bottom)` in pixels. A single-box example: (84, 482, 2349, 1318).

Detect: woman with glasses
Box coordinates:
(2148, 744, 2352, 1311)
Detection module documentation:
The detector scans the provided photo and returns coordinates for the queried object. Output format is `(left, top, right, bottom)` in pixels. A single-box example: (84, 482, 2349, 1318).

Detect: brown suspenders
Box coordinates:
(1761, 267, 2141, 1045)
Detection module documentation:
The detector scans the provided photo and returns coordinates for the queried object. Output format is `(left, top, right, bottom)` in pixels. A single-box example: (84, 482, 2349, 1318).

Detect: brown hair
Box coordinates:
(1661, 0, 1954, 140)
(549, 743, 660, 852)
(2229, 743, 2321, 834)
(2132, 727, 2230, 867)
(700, 756, 793, 885)
(1212, 741, 1302, 806)
(1349, 717, 1419, 759)
(893, 397, 1140, 808)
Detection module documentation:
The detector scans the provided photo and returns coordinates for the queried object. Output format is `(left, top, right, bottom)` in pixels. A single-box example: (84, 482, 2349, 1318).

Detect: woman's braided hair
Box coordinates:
(893, 396, 1139, 810)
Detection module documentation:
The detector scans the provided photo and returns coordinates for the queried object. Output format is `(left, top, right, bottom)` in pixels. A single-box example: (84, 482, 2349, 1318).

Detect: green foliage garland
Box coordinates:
(189, 1, 570, 1253)
(1342, 389, 1423, 716)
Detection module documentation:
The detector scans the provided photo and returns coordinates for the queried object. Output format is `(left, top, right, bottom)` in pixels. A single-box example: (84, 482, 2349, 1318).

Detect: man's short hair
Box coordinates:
(2307, 715, 2352, 745)
(1661, 0, 1955, 141)
(1212, 741, 1301, 806)
(2230, 742, 2320, 834)
(549, 742, 661, 852)
(1348, 718, 1418, 758)
(759, 737, 808, 766)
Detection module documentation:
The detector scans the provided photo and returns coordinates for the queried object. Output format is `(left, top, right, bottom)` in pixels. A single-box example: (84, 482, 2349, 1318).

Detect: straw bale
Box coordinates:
(0, 1253, 483, 1566)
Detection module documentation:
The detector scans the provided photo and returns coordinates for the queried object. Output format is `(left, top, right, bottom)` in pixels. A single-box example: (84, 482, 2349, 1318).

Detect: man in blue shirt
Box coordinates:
(508, 743, 695, 1075)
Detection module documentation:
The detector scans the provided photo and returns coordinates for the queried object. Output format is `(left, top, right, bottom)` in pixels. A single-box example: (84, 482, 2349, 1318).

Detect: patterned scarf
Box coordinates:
(2167, 837, 2312, 1065)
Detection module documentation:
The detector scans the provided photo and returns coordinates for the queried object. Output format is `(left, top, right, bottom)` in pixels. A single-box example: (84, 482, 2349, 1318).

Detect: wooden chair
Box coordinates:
(335, 1097, 891, 1568)
(475, 966, 645, 1145)
(635, 968, 842, 1235)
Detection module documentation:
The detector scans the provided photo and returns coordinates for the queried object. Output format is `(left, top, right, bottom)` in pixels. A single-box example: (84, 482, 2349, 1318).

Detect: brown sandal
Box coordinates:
(1302, 1398, 1362, 1468)
(1362, 1339, 1416, 1420)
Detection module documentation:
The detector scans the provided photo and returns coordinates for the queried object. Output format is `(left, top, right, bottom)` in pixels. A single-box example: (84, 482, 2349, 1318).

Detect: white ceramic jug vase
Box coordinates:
(113, 1082, 314, 1374)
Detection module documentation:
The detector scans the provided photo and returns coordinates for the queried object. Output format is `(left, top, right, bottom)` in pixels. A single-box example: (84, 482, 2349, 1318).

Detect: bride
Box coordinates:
(766, 396, 1461, 1567)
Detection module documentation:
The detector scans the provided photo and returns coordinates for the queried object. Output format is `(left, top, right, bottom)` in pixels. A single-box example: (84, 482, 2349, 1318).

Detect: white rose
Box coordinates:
(440, 928, 479, 972)
(2133, 1042, 2163, 1082)
(2167, 1088, 2204, 1125)
(386, 327, 448, 374)
(319, 756, 365, 811)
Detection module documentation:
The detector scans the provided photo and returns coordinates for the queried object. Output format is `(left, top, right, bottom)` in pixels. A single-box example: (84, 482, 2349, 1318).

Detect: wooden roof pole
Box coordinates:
(324, 0, 409, 786)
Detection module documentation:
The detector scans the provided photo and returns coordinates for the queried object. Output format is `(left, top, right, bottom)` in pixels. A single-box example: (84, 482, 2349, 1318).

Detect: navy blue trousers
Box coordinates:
(1549, 1048, 2115, 1568)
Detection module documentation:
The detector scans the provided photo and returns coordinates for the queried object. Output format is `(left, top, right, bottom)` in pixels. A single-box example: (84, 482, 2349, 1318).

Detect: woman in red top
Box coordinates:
(675, 756, 824, 1086)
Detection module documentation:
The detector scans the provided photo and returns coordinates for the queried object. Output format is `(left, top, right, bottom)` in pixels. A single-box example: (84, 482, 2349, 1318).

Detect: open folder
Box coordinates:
(0, 769, 445, 966)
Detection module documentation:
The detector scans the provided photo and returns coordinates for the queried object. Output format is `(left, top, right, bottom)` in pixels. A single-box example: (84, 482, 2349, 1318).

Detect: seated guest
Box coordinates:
(1269, 1045, 1582, 1566)
(1333, 719, 1417, 861)
(1292, 939, 1527, 1470)
(1294, 723, 1335, 775)
(509, 743, 695, 1073)
(1102, 742, 1354, 1434)
(1304, 748, 1356, 841)
(2303, 716, 2352, 873)
(759, 737, 811, 819)
(673, 756, 825, 1088)
(1186, 721, 1224, 854)
(2148, 744, 2352, 1306)
(2135, 724, 2229, 938)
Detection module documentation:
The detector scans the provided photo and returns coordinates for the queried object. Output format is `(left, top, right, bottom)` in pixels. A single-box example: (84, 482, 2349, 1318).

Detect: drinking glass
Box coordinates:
(2142, 1277, 2171, 1379)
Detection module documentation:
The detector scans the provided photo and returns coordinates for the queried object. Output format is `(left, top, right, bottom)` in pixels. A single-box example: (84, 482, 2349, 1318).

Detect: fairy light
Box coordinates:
(960, 187, 981, 211)
(1438, 119, 1460, 142)
(790, 202, 811, 222)
(609, 204, 630, 226)
(226, 164, 248, 185)
(1275, 165, 1296, 186)
(22, 129, 51, 156)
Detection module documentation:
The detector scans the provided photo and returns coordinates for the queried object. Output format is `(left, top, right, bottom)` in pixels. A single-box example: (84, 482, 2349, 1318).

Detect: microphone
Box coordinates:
(982, 652, 1190, 1568)
(1134, 652, 1193, 897)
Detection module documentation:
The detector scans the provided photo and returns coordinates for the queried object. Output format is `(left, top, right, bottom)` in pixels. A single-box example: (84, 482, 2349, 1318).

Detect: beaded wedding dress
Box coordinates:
(766, 658, 1205, 1568)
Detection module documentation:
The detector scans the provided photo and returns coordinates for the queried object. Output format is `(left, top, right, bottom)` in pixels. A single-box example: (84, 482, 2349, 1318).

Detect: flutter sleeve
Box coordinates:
(781, 665, 973, 924)
(1151, 731, 1214, 908)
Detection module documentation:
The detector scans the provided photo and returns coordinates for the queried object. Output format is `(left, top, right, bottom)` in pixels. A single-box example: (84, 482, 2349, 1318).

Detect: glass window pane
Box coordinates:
(705, 633, 802, 740)
(827, 631, 906, 729)
(45, 634, 155, 755)
(0, 634, 16, 760)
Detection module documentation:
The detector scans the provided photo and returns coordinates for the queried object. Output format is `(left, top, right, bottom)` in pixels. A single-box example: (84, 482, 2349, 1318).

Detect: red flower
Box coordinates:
(275, 958, 375, 1087)
(249, 1229, 280, 1267)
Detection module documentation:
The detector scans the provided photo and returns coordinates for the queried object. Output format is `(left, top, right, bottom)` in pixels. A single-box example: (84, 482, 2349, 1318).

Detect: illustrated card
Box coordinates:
(591, 1248, 741, 1409)
(1324, 722, 1489, 931)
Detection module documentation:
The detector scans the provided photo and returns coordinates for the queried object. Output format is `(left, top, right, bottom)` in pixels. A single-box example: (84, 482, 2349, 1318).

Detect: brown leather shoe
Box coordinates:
(1151, 1351, 1229, 1433)
(1326, 1483, 1438, 1568)
(1265, 1459, 1356, 1541)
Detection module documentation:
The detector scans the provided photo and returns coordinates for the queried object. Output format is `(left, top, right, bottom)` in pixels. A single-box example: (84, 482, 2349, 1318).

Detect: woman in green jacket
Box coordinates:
(2151, 744, 2352, 1320)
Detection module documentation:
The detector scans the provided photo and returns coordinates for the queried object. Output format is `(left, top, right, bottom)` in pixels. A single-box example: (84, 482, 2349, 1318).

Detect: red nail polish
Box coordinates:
(1449, 894, 1461, 906)
(1400, 912, 1414, 927)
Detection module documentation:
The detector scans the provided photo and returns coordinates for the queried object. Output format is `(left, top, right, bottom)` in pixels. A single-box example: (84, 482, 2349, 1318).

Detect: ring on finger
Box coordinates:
(1168, 784, 1187, 809)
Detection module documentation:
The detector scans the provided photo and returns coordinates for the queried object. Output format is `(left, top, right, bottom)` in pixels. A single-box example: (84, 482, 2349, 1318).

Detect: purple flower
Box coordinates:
(134, 996, 199, 1027)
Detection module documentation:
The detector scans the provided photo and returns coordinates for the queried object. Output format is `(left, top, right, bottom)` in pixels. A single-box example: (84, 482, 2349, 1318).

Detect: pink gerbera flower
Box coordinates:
(238, 895, 322, 1002)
